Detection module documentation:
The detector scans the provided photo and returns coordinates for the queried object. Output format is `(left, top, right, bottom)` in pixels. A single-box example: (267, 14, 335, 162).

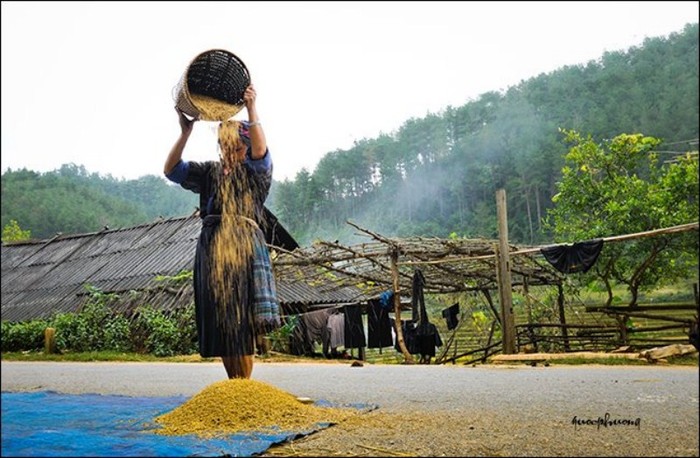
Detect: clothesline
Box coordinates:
(400, 221, 698, 266)
(280, 302, 357, 319)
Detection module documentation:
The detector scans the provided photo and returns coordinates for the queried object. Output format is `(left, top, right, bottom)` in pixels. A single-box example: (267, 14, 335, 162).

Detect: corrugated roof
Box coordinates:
(1, 215, 370, 323)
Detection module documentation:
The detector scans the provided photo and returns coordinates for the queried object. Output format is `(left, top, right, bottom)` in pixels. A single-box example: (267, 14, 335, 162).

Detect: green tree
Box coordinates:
(2, 219, 31, 243)
(545, 130, 699, 306)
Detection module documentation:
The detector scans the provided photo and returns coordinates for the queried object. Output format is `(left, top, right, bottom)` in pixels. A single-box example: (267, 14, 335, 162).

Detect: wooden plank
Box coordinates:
(640, 344, 698, 361)
(490, 351, 643, 362)
(586, 303, 699, 312)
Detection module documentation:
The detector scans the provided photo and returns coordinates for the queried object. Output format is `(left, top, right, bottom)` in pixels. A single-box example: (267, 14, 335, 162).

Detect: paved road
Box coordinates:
(2, 360, 698, 416)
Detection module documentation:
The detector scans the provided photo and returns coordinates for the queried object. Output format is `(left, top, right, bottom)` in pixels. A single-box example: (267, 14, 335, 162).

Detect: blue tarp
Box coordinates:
(1, 391, 360, 457)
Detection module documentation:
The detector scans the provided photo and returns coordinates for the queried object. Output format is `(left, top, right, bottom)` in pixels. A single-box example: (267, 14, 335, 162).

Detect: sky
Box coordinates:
(2, 1, 698, 183)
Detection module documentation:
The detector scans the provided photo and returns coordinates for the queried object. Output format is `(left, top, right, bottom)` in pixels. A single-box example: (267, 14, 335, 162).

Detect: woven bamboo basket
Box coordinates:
(173, 49, 250, 121)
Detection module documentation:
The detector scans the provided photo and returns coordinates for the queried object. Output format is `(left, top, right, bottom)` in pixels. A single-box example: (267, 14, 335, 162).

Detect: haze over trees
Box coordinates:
(2, 23, 698, 246)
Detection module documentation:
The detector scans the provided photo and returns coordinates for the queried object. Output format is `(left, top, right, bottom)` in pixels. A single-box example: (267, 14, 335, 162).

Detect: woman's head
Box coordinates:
(218, 120, 250, 167)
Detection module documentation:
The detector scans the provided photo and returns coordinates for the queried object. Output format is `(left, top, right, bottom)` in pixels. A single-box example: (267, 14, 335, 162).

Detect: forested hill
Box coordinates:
(2, 23, 698, 244)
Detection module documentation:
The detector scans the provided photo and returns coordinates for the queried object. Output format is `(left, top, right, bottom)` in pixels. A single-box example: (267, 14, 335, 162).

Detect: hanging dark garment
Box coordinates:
(412, 268, 433, 334)
(411, 268, 442, 358)
(288, 319, 314, 356)
(540, 239, 604, 274)
(344, 304, 366, 349)
(392, 318, 419, 354)
(415, 323, 443, 357)
(303, 308, 332, 347)
(412, 269, 427, 324)
(442, 303, 460, 330)
(689, 317, 700, 351)
(290, 308, 331, 356)
(367, 299, 393, 348)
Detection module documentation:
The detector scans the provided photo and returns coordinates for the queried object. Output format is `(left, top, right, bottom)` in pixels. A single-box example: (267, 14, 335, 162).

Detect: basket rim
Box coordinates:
(184, 48, 250, 96)
(175, 48, 250, 120)
(187, 48, 249, 71)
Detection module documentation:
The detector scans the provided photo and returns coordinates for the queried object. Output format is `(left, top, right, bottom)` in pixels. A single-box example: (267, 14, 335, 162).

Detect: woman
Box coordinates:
(163, 84, 280, 379)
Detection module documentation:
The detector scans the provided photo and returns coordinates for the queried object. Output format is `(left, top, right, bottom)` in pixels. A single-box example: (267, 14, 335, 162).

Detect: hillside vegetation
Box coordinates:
(2, 24, 697, 245)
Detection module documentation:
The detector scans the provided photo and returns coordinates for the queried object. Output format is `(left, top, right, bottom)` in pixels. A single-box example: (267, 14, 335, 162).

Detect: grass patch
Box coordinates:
(495, 354, 699, 366)
(0, 350, 346, 364)
(0, 350, 216, 363)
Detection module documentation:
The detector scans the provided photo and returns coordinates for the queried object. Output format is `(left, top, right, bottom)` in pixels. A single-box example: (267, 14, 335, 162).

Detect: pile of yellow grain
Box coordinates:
(153, 379, 354, 437)
(189, 93, 242, 121)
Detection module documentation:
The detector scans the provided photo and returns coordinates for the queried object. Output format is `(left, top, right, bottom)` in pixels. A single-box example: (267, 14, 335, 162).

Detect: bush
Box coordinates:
(103, 314, 134, 352)
(131, 304, 197, 357)
(51, 311, 88, 352)
(1, 285, 197, 357)
(1, 319, 49, 352)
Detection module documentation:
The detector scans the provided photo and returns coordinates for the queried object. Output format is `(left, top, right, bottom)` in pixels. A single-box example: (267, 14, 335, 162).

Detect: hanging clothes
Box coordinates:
(392, 318, 419, 354)
(290, 308, 332, 356)
(344, 304, 366, 349)
(326, 312, 345, 350)
(412, 269, 442, 362)
(367, 299, 393, 348)
(442, 303, 460, 331)
(288, 316, 314, 356)
(415, 323, 443, 359)
(689, 317, 699, 351)
(379, 290, 394, 310)
(412, 269, 427, 324)
(540, 239, 604, 274)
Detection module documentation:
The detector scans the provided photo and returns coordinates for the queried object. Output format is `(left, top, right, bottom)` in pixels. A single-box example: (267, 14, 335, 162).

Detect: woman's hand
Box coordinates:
(242, 83, 266, 160)
(164, 108, 196, 175)
(176, 108, 196, 136)
(244, 84, 257, 111)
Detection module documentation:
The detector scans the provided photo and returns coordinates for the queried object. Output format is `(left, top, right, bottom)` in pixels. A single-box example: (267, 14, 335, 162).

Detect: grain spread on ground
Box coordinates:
(189, 92, 242, 121)
(153, 378, 355, 438)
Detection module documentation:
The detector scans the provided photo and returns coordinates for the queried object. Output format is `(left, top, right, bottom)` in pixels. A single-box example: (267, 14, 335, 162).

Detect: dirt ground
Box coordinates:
(255, 358, 699, 457)
(259, 407, 698, 457)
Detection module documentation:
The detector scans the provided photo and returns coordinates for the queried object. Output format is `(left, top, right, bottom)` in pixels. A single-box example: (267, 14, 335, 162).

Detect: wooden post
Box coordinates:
(523, 277, 533, 325)
(523, 278, 538, 353)
(557, 284, 570, 351)
(44, 327, 57, 354)
(391, 250, 414, 364)
(496, 189, 516, 354)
